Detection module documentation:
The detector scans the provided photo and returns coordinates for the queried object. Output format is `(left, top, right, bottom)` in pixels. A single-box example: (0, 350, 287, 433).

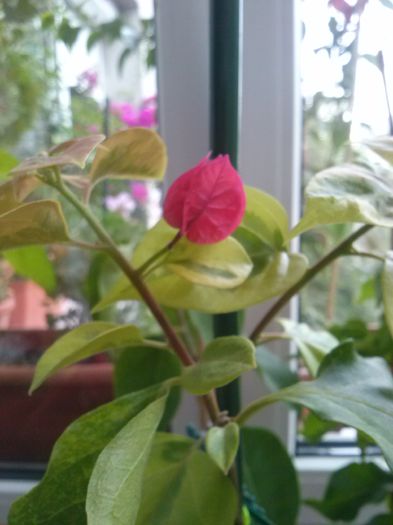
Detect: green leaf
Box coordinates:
(58, 18, 80, 49)
(114, 345, 181, 429)
(231, 226, 275, 276)
(86, 392, 167, 525)
(280, 319, 339, 376)
(242, 186, 289, 248)
(242, 427, 300, 525)
(135, 433, 238, 525)
(30, 322, 143, 393)
(305, 463, 393, 521)
(0, 149, 18, 177)
(240, 342, 393, 471)
(382, 252, 393, 337)
(4, 246, 56, 293)
(182, 336, 255, 394)
(301, 411, 338, 442)
(156, 222, 253, 288)
(206, 422, 239, 474)
(3, 0, 37, 21)
(255, 346, 298, 392)
(94, 250, 307, 314)
(364, 136, 393, 163)
(290, 164, 393, 237)
(89, 128, 167, 183)
(11, 135, 105, 174)
(0, 174, 40, 214)
(0, 200, 70, 250)
(8, 385, 165, 525)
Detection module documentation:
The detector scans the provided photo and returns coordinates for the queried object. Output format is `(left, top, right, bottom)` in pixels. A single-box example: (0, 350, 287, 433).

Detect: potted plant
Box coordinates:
(3, 128, 393, 524)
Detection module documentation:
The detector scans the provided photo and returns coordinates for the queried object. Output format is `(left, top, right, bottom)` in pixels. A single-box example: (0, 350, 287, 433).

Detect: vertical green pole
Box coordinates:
(211, 0, 242, 417)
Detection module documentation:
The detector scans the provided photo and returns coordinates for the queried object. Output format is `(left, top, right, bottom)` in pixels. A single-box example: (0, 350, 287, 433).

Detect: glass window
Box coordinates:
(0, 0, 157, 473)
(297, 0, 393, 457)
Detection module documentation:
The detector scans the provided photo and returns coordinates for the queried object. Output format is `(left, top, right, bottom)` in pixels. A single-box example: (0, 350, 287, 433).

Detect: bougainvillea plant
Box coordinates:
(4, 128, 393, 525)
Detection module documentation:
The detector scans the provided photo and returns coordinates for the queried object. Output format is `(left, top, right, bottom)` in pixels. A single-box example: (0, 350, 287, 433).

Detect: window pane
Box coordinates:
(298, 0, 393, 456)
(0, 0, 158, 472)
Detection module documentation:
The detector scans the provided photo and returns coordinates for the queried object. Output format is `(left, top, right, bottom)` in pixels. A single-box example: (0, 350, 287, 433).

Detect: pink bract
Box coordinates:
(163, 155, 246, 244)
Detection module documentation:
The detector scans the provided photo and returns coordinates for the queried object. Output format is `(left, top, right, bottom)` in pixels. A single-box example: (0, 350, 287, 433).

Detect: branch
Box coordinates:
(249, 224, 373, 343)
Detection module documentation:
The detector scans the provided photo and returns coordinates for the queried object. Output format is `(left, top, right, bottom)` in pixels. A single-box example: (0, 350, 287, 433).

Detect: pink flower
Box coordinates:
(131, 182, 148, 204)
(110, 98, 157, 128)
(105, 192, 136, 218)
(163, 155, 246, 244)
(87, 124, 99, 133)
(79, 70, 98, 90)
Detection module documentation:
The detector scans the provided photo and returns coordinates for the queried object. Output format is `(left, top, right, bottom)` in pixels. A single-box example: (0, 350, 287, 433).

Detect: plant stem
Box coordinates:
(55, 179, 223, 424)
(56, 179, 193, 367)
(136, 231, 181, 276)
(249, 224, 373, 343)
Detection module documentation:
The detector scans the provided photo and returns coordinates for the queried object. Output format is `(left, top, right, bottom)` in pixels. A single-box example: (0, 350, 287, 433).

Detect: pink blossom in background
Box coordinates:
(105, 192, 136, 218)
(131, 182, 149, 204)
(79, 69, 98, 91)
(87, 124, 99, 133)
(110, 97, 157, 128)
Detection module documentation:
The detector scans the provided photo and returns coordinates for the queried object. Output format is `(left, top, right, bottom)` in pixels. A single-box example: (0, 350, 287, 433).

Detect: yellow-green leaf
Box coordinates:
(30, 322, 143, 393)
(89, 128, 167, 183)
(4, 246, 56, 294)
(11, 134, 105, 174)
(0, 174, 40, 214)
(0, 149, 18, 178)
(86, 392, 168, 525)
(280, 319, 339, 376)
(242, 186, 289, 248)
(206, 422, 240, 474)
(291, 164, 393, 237)
(182, 336, 256, 394)
(0, 200, 70, 250)
(94, 251, 307, 314)
(138, 220, 253, 289)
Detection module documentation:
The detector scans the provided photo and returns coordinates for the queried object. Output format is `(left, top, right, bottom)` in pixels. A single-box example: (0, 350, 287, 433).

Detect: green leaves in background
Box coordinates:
(242, 186, 289, 248)
(242, 427, 300, 525)
(86, 393, 167, 525)
(0, 174, 40, 214)
(280, 319, 339, 376)
(305, 463, 393, 522)
(255, 346, 298, 392)
(0, 200, 70, 250)
(239, 343, 393, 472)
(206, 422, 239, 474)
(0, 148, 18, 177)
(4, 246, 56, 294)
(382, 252, 393, 337)
(182, 336, 255, 395)
(290, 164, 393, 237)
(88, 128, 167, 184)
(8, 385, 165, 525)
(114, 345, 181, 429)
(11, 135, 104, 174)
(30, 322, 143, 393)
(135, 433, 238, 525)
